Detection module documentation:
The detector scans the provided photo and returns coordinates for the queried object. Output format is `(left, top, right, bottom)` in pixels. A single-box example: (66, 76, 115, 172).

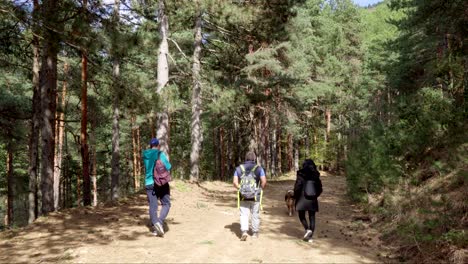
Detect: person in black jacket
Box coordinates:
(294, 159, 323, 242)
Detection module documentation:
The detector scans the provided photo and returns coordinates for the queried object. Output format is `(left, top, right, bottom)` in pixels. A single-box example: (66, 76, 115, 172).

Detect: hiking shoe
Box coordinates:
(303, 229, 313, 241)
(240, 231, 248, 241)
(252, 232, 259, 239)
(154, 222, 165, 237)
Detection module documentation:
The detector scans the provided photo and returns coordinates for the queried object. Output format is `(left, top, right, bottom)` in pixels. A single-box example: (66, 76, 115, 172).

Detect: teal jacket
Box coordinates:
(142, 149, 172, 186)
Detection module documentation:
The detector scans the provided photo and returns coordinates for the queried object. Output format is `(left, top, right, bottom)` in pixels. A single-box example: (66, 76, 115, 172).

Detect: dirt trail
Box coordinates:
(0, 173, 386, 263)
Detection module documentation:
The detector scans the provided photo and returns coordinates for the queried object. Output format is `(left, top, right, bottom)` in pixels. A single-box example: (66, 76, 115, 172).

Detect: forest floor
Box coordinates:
(0, 172, 393, 263)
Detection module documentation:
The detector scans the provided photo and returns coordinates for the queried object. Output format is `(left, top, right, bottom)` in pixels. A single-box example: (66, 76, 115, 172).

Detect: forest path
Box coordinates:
(0, 173, 387, 263)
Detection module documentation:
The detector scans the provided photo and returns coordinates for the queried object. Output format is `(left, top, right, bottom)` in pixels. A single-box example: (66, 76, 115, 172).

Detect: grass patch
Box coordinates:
(172, 180, 192, 192)
(198, 240, 214, 245)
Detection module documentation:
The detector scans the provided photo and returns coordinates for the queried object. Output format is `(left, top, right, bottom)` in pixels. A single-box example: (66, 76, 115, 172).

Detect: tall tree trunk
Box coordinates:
(156, 0, 170, 154)
(270, 116, 276, 177)
(28, 0, 40, 223)
(6, 141, 13, 226)
(325, 108, 331, 143)
(40, 0, 59, 214)
(53, 62, 68, 211)
(157, 0, 169, 94)
(220, 126, 225, 180)
(136, 126, 141, 181)
(213, 127, 219, 180)
(90, 114, 97, 206)
(287, 133, 293, 172)
(111, 72, 120, 201)
(131, 114, 140, 190)
(81, 52, 91, 206)
(276, 122, 282, 175)
(294, 140, 299, 171)
(190, 8, 202, 182)
(110, 0, 121, 202)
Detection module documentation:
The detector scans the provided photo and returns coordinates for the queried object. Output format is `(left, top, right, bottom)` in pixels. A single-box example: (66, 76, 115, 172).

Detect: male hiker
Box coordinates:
(142, 138, 172, 237)
(233, 151, 267, 241)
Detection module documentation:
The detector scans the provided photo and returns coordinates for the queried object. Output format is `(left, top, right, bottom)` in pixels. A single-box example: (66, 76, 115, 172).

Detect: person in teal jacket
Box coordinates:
(142, 138, 172, 237)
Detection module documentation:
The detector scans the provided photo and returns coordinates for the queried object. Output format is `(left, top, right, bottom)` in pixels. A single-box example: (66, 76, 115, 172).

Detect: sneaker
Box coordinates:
(303, 229, 313, 241)
(240, 231, 248, 241)
(154, 222, 165, 237)
(151, 230, 159, 236)
(307, 238, 314, 243)
(252, 232, 259, 239)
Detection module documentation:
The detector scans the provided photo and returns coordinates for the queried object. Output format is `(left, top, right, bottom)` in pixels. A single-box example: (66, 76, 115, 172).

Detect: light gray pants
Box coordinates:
(239, 200, 261, 233)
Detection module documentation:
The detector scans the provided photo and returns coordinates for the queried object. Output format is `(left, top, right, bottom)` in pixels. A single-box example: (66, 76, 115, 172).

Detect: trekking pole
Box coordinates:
(237, 190, 240, 209)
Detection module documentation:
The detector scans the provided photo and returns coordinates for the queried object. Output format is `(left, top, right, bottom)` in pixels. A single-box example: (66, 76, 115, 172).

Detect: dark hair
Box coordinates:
(245, 151, 256, 161)
(302, 159, 317, 171)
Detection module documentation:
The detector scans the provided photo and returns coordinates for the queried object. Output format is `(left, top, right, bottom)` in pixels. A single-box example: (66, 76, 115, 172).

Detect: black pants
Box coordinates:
(298, 210, 316, 232)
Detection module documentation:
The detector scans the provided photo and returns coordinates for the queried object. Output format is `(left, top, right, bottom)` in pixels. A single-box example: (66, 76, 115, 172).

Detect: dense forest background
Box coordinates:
(0, 0, 466, 262)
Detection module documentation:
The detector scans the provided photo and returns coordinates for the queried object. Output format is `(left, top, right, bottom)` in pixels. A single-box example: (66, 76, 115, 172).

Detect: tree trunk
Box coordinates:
(190, 9, 203, 182)
(111, 70, 120, 201)
(53, 62, 68, 211)
(90, 113, 97, 206)
(276, 122, 282, 175)
(28, 0, 40, 223)
(220, 126, 225, 181)
(156, 0, 170, 154)
(270, 117, 276, 177)
(287, 133, 293, 172)
(136, 127, 141, 182)
(81, 49, 91, 206)
(157, 0, 169, 94)
(325, 108, 331, 143)
(40, 0, 59, 214)
(294, 140, 299, 171)
(6, 141, 13, 226)
(213, 127, 219, 180)
(131, 114, 140, 190)
(110, 0, 121, 202)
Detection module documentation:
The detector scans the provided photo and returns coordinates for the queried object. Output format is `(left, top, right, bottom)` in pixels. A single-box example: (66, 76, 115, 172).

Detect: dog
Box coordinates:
(285, 190, 295, 216)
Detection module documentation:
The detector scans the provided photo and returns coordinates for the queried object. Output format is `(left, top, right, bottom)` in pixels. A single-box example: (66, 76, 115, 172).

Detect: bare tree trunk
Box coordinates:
(53, 62, 68, 211)
(325, 108, 331, 143)
(220, 126, 226, 181)
(213, 127, 219, 180)
(294, 140, 299, 171)
(81, 51, 91, 206)
(110, 0, 121, 202)
(270, 116, 276, 177)
(6, 141, 13, 226)
(136, 127, 141, 182)
(276, 122, 282, 175)
(28, 0, 40, 223)
(265, 113, 271, 175)
(156, 0, 170, 154)
(287, 133, 293, 172)
(90, 114, 97, 206)
(190, 8, 203, 182)
(40, 0, 59, 214)
(131, 114, 140, 190)
(157, 0, 169, 94)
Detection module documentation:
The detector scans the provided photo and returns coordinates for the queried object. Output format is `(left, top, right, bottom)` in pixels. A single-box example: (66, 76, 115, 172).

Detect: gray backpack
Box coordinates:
(239, 164, 259, 199)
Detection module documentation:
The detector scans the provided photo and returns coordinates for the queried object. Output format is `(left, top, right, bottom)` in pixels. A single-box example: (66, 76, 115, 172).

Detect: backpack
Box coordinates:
(153, 151, 171, 186)
(304, 180, 317, 200)
(239, 164, 259, 200)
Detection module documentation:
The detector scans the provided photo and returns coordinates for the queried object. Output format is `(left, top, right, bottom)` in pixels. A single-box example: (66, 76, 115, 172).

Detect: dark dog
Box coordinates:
(285, 190, 295, 216)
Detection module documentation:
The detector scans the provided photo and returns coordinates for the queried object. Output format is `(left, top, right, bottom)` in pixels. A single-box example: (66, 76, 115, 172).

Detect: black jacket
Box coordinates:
(293, 167, 323, 211)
